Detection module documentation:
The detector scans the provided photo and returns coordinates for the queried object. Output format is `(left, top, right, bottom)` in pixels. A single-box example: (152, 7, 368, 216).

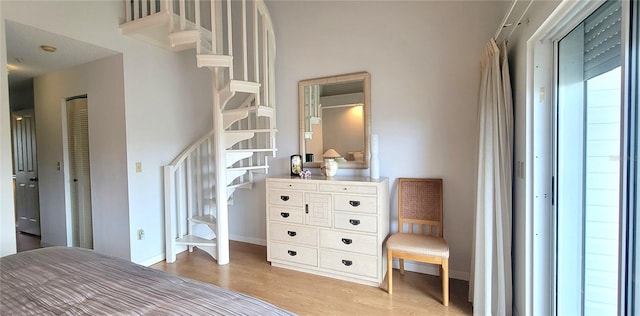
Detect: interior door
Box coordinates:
(11, 109, 41, 236)
(67, 97, 93, 249)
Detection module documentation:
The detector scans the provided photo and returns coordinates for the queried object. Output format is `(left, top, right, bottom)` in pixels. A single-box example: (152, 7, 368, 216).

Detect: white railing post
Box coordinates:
(133, 0, 140, 20)
(185, 157, 193, 252)
(196, 146, 203, 216)
(126, 0, 133, 22)
(253, 3, 259, 84)
(195, 0, 201, 29)
(207, 139, 215, 216)
(242, 0, 248, 81)
(261, 17, 268, 106)
(226, 0, 233, 57)
(179, 0, 186, 30)
(164, 165, 176, 263)
(212, 68, 229, 265)
(142, 0, 149, 17)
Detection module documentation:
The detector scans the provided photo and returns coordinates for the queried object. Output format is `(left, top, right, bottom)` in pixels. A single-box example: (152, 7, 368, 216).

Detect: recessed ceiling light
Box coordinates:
(40, 45, 57, 53)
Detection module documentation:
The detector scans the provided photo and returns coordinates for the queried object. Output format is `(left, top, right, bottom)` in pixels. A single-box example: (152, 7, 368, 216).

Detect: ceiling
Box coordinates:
(5, 20, 118, 90)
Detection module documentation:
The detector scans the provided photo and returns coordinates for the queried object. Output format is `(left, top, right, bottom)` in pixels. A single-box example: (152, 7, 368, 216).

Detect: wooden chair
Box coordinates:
(385, 178, 449, 306)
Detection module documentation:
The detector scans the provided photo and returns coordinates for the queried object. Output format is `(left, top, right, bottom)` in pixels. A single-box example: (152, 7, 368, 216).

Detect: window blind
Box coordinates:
(584, 0, 622, 80)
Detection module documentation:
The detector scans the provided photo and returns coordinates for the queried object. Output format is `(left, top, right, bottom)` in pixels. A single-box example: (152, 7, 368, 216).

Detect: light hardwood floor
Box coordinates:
(152, 241, 472, 315)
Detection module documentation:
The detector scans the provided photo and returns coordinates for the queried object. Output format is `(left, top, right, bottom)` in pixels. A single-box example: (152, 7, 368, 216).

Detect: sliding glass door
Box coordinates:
(555, 1, 622, 315)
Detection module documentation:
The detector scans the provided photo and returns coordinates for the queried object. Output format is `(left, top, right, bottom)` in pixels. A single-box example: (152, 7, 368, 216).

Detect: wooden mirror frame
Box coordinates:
(298, 71, 371, 169)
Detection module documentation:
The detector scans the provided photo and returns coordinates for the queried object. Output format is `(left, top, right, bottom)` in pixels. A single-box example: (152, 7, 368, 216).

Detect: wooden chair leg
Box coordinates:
(387, 249, 393, 294)
(442, 259, 449, 306)
(399, 259, 405, 275)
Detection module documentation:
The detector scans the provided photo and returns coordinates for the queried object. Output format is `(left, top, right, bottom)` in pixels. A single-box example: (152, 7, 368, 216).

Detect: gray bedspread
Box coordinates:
(0, 247, 295, 315)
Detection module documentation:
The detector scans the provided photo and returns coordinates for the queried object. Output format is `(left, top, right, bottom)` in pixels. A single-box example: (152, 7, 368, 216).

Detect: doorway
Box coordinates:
(63, 95, 93, 249)
(554, 1, 621, 314)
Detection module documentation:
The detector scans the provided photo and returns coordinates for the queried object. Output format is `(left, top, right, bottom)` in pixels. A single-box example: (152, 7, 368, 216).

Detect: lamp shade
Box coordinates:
(323, 148, 341, 158)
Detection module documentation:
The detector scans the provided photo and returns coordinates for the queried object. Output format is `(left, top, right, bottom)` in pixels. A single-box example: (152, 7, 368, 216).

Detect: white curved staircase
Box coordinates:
(121, 0, 277, 265)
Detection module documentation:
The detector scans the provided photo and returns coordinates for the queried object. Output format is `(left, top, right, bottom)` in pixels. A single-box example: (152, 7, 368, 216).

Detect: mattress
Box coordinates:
(0, 247, 295, 315)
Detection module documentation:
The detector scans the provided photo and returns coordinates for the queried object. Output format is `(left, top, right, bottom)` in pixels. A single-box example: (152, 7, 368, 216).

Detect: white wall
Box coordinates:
(9, 79, 34, 111)
(1, 1, 212, 263)
(0, 8, 17, 257)
(33, 55, 131, 259)
(236, 0, 511, 280)
(506, 1, 560, 315)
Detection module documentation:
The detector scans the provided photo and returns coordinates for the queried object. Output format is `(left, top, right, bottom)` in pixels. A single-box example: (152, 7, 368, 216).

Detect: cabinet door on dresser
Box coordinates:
(304, 193, 332, 227)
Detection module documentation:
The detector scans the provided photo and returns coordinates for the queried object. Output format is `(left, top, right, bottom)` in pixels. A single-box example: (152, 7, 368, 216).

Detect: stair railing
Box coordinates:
(164, 129, 216, 263)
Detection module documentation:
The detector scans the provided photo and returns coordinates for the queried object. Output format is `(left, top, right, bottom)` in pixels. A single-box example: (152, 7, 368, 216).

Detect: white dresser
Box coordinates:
(265, 175, 389, 287)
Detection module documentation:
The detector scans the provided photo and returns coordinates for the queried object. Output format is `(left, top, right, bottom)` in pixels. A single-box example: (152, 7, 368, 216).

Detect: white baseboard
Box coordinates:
(392, 258, 469, 281)
(138, 253, 166, 267)
(230, 234, 266, 246)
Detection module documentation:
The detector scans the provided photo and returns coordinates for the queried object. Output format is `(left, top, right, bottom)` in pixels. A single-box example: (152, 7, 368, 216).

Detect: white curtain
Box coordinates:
(469, 38, 513, 316)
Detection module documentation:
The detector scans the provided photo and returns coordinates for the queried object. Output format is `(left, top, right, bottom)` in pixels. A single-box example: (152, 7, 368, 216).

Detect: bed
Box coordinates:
(0, 247, 295, 315)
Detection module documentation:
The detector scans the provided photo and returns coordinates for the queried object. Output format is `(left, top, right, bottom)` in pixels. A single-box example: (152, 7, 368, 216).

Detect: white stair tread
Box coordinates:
(224, 105, 273, 116)
(175, 235, 216, 246)
(228, 181, 252, 190)
(189, 215, 217, 226)
(226, 148, 278, 153)
(197, 54, 233, 68)
(226, 129, 276, 134)
(228, 165, 269, 172)
(230, 80, 261, 94)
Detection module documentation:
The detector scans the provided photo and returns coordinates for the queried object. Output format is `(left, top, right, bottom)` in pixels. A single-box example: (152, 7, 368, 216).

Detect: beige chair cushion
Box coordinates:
(386, 233, 449, 258)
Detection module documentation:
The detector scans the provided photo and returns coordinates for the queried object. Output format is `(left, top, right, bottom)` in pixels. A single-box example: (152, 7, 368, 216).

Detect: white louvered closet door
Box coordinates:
(67, 97, 93, 249)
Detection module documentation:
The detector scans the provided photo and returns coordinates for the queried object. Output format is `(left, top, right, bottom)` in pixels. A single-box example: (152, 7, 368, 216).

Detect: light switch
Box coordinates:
(135, 162, 142, 173)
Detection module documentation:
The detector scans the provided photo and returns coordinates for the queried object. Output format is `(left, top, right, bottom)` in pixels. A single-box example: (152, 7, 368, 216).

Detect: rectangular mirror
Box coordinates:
(298, 72, 371, 169)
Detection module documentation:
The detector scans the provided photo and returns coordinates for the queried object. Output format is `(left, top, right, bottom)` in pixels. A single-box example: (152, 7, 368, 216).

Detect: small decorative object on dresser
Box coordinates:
(322, 149, 341, 177)
(265, 175, 390, 287)
(290, 154, 303, 176)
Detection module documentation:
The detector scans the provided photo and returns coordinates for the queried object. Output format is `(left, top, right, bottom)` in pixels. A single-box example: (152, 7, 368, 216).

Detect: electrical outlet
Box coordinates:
(137, 229, 145, 240)
(135, 162, 142, 173)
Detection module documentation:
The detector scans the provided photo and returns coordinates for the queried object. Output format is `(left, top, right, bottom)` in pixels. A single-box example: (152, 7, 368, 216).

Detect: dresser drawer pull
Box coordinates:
(287, 231, 297, 237)
(287, 250, 297, 256)
(280, 195, 290, 201)
(280, 212, 290, 218)
(349, 200, 361, 207)
(341, 238, 352, 245)
(341, 259, 353, 266)
(349, 219, 361, 226)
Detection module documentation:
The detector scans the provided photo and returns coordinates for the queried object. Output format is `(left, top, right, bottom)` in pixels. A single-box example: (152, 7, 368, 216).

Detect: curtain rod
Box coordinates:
(494, 0, 535, 41)
(494, 0, 519, 39)
(506, 0, 534, 41)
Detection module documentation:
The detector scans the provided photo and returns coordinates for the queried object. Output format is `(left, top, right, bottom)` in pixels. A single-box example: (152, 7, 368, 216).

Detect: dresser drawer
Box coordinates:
(270, 223, 318, 246)
(320, 230, 377, 255)
(334, 195, 377, 214)
(319, 249, 377, 279)
(334, 212, 377, 233)
(269, 206, 303, 224)
(268, 190, 304, 207)
(270, 242, 317, 267)
(269, 181, 318, 191)
(319, 184, 377, 195)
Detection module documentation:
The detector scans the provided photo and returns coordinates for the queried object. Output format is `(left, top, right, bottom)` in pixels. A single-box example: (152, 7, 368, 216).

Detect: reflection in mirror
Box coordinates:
(298, 72, 370, 169)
